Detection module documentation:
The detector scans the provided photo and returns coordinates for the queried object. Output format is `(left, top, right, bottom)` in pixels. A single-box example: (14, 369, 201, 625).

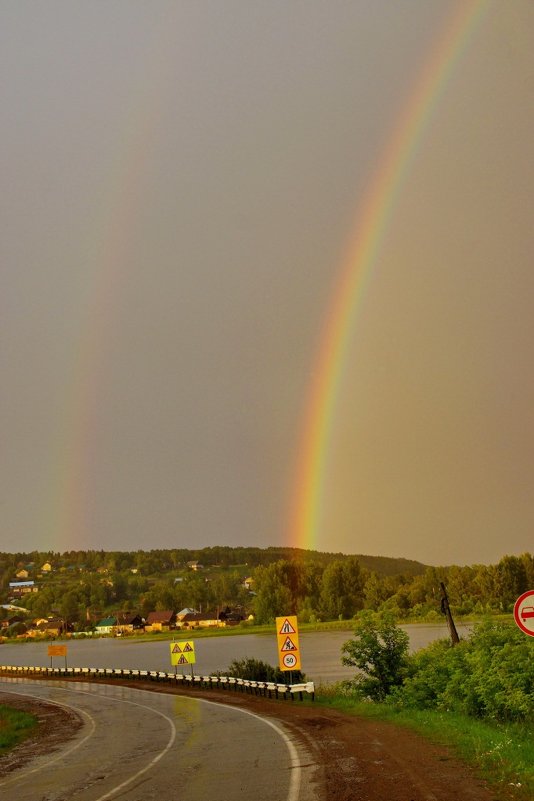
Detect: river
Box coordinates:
(0, 623, 471, 684)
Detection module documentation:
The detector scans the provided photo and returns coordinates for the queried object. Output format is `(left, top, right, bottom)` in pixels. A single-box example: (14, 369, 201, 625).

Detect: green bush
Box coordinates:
(341, 611, 410, 701)
(395, 620, 534, 723)
(226, 657, 305, 684)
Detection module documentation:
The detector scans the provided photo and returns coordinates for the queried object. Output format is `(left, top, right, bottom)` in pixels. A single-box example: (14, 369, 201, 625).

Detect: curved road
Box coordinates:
(0, 679, 319, 801)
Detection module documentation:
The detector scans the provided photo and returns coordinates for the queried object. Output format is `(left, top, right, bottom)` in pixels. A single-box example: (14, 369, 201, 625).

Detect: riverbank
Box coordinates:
(1, 614, 482, 646)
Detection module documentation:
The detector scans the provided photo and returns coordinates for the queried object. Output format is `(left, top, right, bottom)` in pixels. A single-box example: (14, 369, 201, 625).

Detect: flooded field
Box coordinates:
(0, 623, 472, 683)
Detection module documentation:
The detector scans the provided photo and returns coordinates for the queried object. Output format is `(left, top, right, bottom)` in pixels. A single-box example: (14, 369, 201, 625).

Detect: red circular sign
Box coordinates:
(282, 653, 297, 668)
(513, 589, 534, 637)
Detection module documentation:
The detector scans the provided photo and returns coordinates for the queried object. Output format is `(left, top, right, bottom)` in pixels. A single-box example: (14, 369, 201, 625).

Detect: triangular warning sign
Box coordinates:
(183, 642, 194, 652)
(281, 636, 297, 652)
(177, 654, 188, 665)
(279, 618, 296, 634)
(172, 644, 182, 653)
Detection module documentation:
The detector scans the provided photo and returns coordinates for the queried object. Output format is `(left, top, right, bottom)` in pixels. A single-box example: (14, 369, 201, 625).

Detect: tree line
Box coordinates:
(1, 548, 532, 630)
(251, 552, 534, 623)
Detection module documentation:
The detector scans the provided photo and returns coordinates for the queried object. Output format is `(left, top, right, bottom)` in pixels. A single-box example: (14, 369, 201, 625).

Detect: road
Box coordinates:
(0, 679, 319, 801)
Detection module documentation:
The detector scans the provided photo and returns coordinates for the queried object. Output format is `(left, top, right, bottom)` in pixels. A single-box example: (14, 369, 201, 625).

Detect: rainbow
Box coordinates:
(45, 11, 175, 551)
(289, 0, 489, 552)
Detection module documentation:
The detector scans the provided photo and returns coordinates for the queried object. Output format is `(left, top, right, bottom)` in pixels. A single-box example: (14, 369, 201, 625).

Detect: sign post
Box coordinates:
(276, 616, 301, 682)
(513, 590, 534, 637)
(170, 640, 196, 676)
(48, 644, 67, 669)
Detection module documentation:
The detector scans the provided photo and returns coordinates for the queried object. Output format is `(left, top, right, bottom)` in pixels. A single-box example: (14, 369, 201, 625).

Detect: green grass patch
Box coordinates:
(315, 686, 534, 801)
(0, 704, 38, 753)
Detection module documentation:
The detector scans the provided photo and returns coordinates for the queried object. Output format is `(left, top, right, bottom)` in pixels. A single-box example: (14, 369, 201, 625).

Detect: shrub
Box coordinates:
(226, 657, 305, 684)
(395, 620, 534, 723)
(341, 611, 410, 701)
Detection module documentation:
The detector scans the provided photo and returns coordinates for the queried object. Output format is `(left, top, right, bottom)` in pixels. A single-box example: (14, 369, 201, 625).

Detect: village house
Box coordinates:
(15, 568, 30, 580)
(176, 607, 197, 623)
(177, 611, 223, 629)
(29, 618, 66, 638)
(9, 580, 38, 598)
(145, 610, 176, 632)
(0, 615, 24, 631)
(114, 612, 144, 635)
(95, 616, 117, 635)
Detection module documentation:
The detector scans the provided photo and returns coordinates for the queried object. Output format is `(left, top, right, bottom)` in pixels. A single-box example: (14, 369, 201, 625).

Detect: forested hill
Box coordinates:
(2, 548, 532, 630)
(0, 546, 425, 577)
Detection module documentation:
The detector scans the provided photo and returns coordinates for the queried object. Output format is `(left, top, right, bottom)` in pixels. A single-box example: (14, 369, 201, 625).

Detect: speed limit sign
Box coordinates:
(282, 653, 298, 669)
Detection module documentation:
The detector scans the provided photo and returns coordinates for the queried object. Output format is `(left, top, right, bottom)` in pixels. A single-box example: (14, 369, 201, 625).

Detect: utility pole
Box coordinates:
(440, 582, 460, 645)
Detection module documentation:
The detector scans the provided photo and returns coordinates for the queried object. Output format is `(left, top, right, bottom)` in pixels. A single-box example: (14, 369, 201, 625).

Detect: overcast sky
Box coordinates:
(2, 1, 533, 566)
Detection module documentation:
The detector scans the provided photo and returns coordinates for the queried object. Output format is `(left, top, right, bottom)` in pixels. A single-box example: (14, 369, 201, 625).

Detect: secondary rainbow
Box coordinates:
(289, 0, 489, 552)
(44, 10, 176, 551)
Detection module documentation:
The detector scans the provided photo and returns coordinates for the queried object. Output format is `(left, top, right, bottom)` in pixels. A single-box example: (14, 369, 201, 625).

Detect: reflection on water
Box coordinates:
(0, 623, 472, 684)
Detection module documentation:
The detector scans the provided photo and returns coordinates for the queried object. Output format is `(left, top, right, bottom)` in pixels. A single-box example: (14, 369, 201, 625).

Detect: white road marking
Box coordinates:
(1, 681, 304, 801)
(0, 681, 177, 800)
(197, 698, 302, 801)
(0, 687, 97, 786)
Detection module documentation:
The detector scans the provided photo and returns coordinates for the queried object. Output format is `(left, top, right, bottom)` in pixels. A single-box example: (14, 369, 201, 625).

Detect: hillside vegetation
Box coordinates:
(0, 547, 532, 635)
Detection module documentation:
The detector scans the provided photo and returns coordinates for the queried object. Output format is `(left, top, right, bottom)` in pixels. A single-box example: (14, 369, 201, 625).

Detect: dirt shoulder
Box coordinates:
(0, 679, 498, 801)
(0, 691, 83, 778)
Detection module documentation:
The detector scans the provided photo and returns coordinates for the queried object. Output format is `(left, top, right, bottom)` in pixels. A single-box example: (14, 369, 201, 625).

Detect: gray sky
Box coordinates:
(2, 1, 533, 566)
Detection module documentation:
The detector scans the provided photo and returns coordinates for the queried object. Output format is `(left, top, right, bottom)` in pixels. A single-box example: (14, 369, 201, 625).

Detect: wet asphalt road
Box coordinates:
(0, 679, 318, 801)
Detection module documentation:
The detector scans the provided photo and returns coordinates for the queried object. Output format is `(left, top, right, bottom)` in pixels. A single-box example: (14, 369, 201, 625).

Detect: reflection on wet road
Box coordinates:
(0, 679, 318, 801)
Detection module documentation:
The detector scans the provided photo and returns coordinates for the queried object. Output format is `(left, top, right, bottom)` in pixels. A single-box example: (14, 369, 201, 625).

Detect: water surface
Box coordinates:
(0, 623, 471, 683)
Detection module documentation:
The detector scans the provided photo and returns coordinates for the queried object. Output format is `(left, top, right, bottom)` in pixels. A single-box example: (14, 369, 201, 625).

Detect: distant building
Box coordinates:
(145, 611, 176, 631)
(9, 580, 38, 598)
(176, 611, 223, 629)
(15, 569, 30, 580)
(114, 612, 144, 634)
(95, 616, 117, 635)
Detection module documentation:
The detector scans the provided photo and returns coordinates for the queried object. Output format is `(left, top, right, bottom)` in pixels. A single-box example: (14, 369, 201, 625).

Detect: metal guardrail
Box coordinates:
(0, 665, 315, 701)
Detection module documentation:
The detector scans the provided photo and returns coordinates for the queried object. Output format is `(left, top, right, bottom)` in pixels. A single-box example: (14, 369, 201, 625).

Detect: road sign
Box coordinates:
(276, 616, 301, 672)
(281, 653, 298, 669)
(48, 645, 67, 657)
(170, 640, 196, 665)
(513, 589, 534, 637)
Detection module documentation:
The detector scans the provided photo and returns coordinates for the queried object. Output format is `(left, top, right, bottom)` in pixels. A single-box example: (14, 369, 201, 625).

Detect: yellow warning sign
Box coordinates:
(170, 640, 196, 666)
(280, 636, 297, 651)
(278, 617, 296, 635)
(48, 645, 67, 657)
(275, 616, 301, 671)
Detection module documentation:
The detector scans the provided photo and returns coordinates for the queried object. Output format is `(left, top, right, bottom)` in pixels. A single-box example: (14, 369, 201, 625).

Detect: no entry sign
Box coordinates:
(513, 589, 534, 637)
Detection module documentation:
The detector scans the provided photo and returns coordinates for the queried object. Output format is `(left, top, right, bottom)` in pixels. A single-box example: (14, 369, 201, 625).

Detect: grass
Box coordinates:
(0, 704, 38, 753)
(315, 685, 534, 801)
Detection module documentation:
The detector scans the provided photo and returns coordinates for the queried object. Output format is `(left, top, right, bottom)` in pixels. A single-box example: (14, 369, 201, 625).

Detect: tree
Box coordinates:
(60, 589, 82, 625)
(495, 556, 528, 610)
(319, 558, 365, 619)
(342, 611, 410, 701)
(253, 562, 294, 623)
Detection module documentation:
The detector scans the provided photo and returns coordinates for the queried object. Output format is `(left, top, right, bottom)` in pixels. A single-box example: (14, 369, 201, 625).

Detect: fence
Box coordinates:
(0, 664, 315, 701)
